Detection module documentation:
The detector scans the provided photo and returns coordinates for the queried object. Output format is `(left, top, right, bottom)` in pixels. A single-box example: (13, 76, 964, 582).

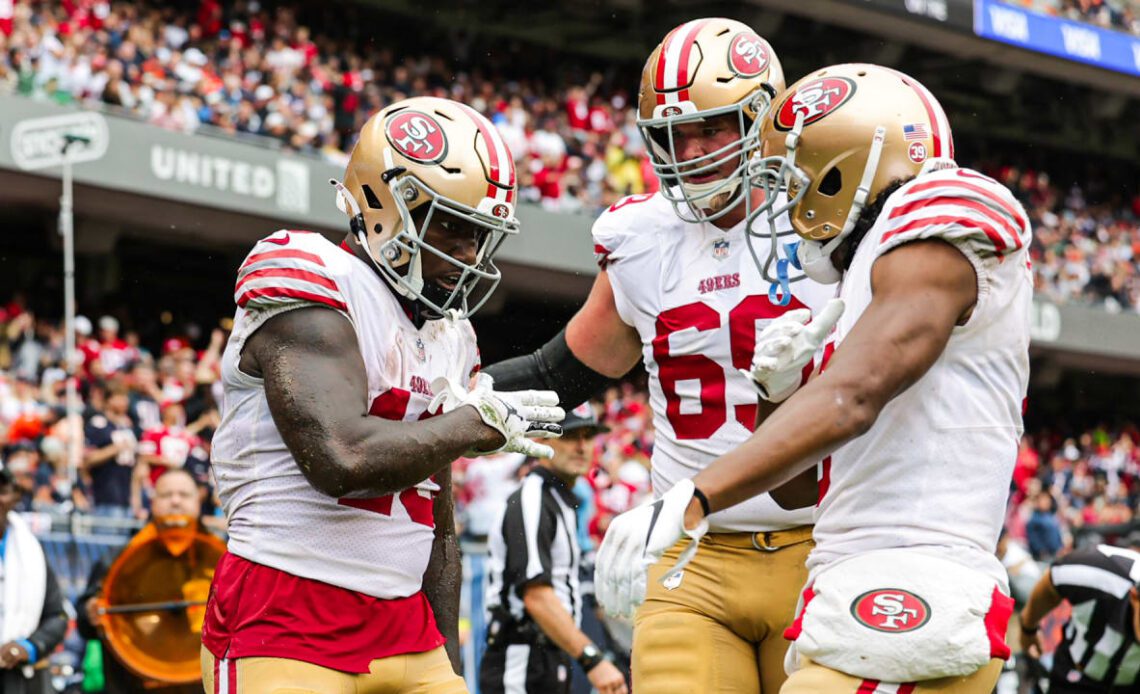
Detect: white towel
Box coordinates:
(792, 548, 1006, 681)
(2, 512, 47, 643)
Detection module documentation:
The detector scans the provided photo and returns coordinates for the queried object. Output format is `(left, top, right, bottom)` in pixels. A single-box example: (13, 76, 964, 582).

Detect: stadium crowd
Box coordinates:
(0, 0, 657, 217)
(990, 162, 1140, 313)
(1018, 0, 1140, 36)
(3, 0, 1139, 312)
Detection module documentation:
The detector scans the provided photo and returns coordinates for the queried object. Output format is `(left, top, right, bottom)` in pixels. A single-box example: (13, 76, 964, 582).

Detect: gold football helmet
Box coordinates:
(332, 96, 519, 318)
(638, 17, 785, 224)
(750, 63, 955, 283)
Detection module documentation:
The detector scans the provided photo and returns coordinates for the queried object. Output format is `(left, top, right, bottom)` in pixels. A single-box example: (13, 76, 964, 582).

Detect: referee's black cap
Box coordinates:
(563, 402, 609, 435)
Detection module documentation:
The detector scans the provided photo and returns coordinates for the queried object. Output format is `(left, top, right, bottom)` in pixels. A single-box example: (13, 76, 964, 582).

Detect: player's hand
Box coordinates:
(0, 641, 29, 669)
(594, 479, 708, 619)
(85, 597, 105, 629)
(430, 374, 565, 459)
(743, 298, 845, 402)
(1018, 623, 1044, 660)
(586, 660, 628, 694)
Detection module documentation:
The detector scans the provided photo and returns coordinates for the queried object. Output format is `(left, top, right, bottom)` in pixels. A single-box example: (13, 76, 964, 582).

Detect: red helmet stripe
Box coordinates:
(654, 33, 672, 105)
(674, 19, 710, 102)
(456, 103, 516, 203)
(656, 19, 710, 105)
(654, 25, 683, 98)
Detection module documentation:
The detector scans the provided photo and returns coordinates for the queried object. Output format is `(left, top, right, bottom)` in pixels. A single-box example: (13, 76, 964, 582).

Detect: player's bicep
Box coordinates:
(565, 270, 642, 378)
(825, 239, 977, 411)
(246, 306, 370, 476)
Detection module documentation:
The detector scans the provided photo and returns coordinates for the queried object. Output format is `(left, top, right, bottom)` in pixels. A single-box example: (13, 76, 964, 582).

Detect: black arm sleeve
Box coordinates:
(29, 563, 68, 658)
(483, 329, 615, 406)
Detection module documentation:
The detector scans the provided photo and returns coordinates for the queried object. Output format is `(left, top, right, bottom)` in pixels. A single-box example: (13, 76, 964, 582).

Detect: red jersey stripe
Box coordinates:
(882, 213, 1007, 254)
(370, 388, 412, 421)
(242, 248, 327, 270)
(237, 286, 348, 313)
(856, 680, 881, 694)
(783, 583, 816, 640)
(904, 179, 1028, 231)
(236, 266, 340, 293)
(897, 684, 917, 694)
(888, 195, 1022, 250)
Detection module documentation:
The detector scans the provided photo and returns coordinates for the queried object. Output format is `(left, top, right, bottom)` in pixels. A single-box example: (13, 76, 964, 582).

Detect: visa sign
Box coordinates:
(976, 0, 1140, 76)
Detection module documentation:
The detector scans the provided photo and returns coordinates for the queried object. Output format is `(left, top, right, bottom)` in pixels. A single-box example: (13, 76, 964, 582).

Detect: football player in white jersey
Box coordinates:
(200, 97, 564, 694)
(595, 64, 1033, 693)
(485, 18, 838, 694)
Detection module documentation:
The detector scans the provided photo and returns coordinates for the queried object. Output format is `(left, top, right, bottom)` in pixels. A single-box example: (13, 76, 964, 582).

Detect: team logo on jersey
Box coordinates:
(386, 110, 448, 165)
(713, 239, 731, 260)
(774, 77, 856, 131)
(728, 32, 771, 78)
(908, 141, 927, 163)
(851, 588, 931, 633)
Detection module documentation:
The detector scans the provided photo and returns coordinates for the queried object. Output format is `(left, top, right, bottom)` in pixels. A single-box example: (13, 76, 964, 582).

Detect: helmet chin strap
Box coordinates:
(682, 176, 742, 216)
(795, 125, 887, 284)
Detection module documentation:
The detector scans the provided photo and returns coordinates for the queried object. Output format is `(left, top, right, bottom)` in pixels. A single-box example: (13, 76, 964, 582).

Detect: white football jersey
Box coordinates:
(593, 193, 836, 532)
(808, 167, 1033, 584)
(212, 230, 480, 599)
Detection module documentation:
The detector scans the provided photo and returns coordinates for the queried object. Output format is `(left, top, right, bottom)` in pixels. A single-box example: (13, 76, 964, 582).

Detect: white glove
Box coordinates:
(743, 298, 845, 402)
(430, 373, 565, 459)
(594, 479, 709, 619)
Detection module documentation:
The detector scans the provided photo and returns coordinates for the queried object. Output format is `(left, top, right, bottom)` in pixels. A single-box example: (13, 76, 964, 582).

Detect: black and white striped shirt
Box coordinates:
(1049, 544, 1140, 691)
(485, 467, 582, 630)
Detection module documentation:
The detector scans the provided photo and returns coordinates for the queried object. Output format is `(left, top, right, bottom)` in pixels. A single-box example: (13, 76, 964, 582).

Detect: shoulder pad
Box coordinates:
(878, 169, 1031, 260)
(234, 230, 349, 314)
(591, 193, 662, 269)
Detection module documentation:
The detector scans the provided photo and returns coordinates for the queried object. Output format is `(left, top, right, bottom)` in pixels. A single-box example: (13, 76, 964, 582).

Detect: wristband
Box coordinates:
(1019, 621, 1039, 635)
(692, 486, 711, 518)
(577, 643, 604, 672)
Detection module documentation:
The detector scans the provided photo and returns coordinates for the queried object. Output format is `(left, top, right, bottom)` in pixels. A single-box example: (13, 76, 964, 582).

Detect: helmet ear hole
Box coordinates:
(361, 185, 384, 209)
(818, 167, 843, 197)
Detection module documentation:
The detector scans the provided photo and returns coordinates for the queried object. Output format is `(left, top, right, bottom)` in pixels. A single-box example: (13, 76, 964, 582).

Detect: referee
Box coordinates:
(480, 404, 628, 694)
(1019, 543, 1140, 692)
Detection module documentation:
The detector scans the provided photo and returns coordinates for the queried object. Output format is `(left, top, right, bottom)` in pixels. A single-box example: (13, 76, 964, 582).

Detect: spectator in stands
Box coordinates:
(0, 462, 67, 694)
(83, 384, 140, 524)
(77, 468, 209, 694)
(137, 401, 200, 490)
(1027, 490, 1065, 560)
(4, 441, 45, 512)
(91, 316, 136, 376)
(126, 361, 162, 433)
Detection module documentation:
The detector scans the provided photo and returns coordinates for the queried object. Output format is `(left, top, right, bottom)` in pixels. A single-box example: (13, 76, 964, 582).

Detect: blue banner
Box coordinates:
(974, 0, 1140, 77)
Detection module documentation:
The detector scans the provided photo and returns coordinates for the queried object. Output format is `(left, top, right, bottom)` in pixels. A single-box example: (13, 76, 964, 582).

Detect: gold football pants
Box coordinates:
(780, 658, 1004, 694)
(633, 526, 813, 694)
(201, 645, 467, 694)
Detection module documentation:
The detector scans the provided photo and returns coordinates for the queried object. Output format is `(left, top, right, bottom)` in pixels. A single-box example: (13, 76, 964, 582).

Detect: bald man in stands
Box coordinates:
(78, 469, 216, 694)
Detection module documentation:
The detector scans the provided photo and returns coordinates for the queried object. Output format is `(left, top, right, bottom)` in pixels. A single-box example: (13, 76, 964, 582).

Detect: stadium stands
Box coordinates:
(3, 0, 1137, 312)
